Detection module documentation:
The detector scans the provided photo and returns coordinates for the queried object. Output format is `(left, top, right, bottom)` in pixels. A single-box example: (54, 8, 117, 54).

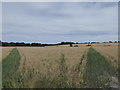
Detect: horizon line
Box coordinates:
(1, 40, 118, 44)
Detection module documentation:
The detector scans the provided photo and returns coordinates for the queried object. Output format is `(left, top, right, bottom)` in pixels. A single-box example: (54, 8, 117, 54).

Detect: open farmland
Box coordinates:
(93, 43, 118, 68)
(2, 46, 88, 88)
(2, 47, 13, 60)
(2, 1, 118, 89)
(17, 46, 87, 88)
(2, 43, 119, 88)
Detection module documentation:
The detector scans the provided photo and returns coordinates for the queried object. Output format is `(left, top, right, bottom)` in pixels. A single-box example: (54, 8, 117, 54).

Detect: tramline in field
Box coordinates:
(2, 43, 118, 88)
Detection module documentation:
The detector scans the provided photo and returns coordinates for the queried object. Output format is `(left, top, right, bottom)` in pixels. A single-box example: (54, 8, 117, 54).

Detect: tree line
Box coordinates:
(0, 41, 75, 47)
(0, 41, 119, 47)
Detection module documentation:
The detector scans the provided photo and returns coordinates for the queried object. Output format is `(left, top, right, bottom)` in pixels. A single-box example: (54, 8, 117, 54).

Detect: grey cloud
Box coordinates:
(2, 2, 118, 43)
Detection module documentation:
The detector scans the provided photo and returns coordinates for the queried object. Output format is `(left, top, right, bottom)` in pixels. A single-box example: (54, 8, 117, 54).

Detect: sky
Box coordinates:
(2, 2, 118, 44)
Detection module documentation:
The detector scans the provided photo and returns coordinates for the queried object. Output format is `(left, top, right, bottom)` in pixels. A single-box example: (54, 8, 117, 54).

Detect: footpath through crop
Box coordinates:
(2, 47, 118, 88)
(82, 47, 118, 88)
(2, 48, 21, 88)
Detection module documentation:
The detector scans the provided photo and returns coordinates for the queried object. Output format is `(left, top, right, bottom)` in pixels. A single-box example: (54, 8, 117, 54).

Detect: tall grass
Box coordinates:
(34, 53, 69, 88)
(58, 54, 69, 88)
(83, 47, 117, 88)
(70, 52, 87, 88)
(2, 48, 21, 88)
(3, 47, 118, 88)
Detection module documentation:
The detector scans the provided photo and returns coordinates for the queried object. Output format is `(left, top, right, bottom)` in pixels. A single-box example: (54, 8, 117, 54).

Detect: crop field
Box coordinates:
(93, 43, 118, 68)
(1, 43, 119, 88)
(2, 47, 13, 60)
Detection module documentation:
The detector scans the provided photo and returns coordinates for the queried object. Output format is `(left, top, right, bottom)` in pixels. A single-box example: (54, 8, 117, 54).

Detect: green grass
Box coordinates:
(83, 47, 117, 88)
(2, 48, 21, 88)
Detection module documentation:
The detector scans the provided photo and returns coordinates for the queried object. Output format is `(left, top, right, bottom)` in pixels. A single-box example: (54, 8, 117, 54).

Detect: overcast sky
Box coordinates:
(2, 2, 118, 43)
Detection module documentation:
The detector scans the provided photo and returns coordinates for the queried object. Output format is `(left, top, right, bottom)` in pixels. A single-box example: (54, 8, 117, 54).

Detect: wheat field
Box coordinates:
(16, 46, 87, 88)
(1, 47, 13, 60)
(1, 43, 119, 88)
(93, 43, 118, 68)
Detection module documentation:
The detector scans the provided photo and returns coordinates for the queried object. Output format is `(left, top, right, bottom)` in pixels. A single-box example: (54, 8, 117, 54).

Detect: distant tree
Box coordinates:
(26, 43, 31, 46)
(70, 43, 73, 47)
(76, 42, 78, 44)
(86, 43, 91, 46)
(10, 42, 15, 46)
(61, 42, 74, 45)
(0, 41, 1, 46)
(109, 41, 112, 43)
(114, 41, 117, 43)
(91, 42, 96, 44)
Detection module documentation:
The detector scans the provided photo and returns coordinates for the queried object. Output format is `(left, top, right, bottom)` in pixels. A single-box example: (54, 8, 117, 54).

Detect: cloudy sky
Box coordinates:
(2, 2, 118, 43)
